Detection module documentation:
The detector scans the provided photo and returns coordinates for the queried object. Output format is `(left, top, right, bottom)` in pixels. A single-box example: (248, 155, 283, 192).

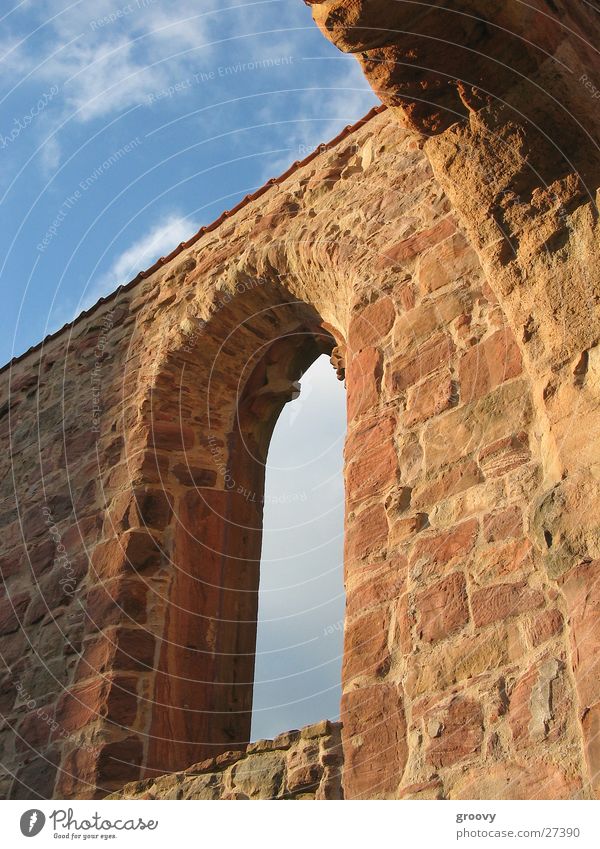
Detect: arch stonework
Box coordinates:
(0, 3, 599, 800)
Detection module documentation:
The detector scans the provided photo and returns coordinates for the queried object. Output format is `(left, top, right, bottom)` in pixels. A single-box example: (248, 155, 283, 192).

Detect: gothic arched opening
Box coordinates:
(251, 353, 346, 741)
(141, 288, 347, 777)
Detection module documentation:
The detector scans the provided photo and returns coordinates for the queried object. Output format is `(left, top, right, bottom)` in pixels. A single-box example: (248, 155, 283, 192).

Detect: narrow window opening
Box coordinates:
(250, 353, 346, 740)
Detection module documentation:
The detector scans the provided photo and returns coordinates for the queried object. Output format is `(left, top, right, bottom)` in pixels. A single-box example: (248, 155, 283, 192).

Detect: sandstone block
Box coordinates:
(342, 683, 407, 799)
(393, 287, 471, 354)
(172, 464, 217, 488)
(85, 577, 148, 628)
(404, 371, 457, 426)
(472, 581, 545, 628)
(183, 773, 223, 800)
(449, 762, 580, 800)
(426, 697, 483, 767)
(0, 592, 30, 636)
(560, 560, 600, 709)
(78, 627, 156, 677)
(409, 518, 478, 580)
(387, 332, 454, 396)
(287, 762, 323, 794)
(415, 572, 469, 643)
(389, 512, 429, 546)
(53, 675, 139, 737)
(509, 659, 565, 749)
(26, 537, 56, 579)
(417, 231, 481, 294)
(413, 457, 482, 507)
(483, 505, 523, 542)
(471, 539, 535, 585)
(232, 752, 285, 799)
(406, 625, 519, 697)
(345, 503, 388, 565)
(346, 420, 398, 502)
(582, 702, 600, 797)
(96, 737, 144, 788)
(525, 608, 564, 648)
(343, 607, 391, 681)
(15, 706, 53, 753)
(347, 347, 382, 421)
(347, 558, 406, 620)
(376, 217, 456, 269)
(91, 530, 163, 579)
(459, 329, 523, 402)
(149, 421, 195, 451)
(423, 379, 534, 470)
(478, 431, 530, 478)
(348, 297, 396, 352)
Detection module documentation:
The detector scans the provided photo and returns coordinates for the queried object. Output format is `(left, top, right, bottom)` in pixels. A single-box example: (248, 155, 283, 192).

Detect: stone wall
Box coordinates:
(308, 0, 600, 801)
(107, 720, 342, 800)
(0, 2, 599, 796)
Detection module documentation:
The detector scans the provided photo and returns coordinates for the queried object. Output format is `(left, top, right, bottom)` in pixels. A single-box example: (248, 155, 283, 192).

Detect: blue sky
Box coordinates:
(1, 1, 373, 740)
(0, 0, 377, 365)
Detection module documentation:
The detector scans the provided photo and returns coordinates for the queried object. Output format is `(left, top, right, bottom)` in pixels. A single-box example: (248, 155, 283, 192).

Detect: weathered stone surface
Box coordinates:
(0, 592, 30, 636)
(450, 762, 581, 801)
(108, 720, 343, 801)
(232, 752, 285, 799)
(345, 414, 398, 502)
(406, 625, 520, 698)
(387, 333, 454, 396)
(345, 502, 388, 566)
(471, 581, 545, 628)
(471, 539, 535, 586)
(459, 330, 523, 403)
(525, 609, 564, 649)
(581, 703, 600, 798)
(412, 458, 483, 508)
(414, 572, 469, 643)
(417, 231, 481, 295)
(478, 432, 531, 479)
(409, 519, 478, 581)
(426, 697, 484, 767)
(348, 297, 395, 352)
(483, 506, 523, 543)
(347, 347, 382, 422)
(404, 371, 457, 427)
(91, 530, 163, 579)
(342, 684, 407, 799)
(508, 658, 567, 749)
(347, 558, 406, 620)
(343, 607, 391, 680)
(560, 561, 600, 710)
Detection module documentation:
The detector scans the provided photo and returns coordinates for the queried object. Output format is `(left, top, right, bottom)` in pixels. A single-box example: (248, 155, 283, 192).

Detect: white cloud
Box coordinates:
(79, 211, 195, 312)
(2, 1, 219, 122)
(38, 130, 61, 173)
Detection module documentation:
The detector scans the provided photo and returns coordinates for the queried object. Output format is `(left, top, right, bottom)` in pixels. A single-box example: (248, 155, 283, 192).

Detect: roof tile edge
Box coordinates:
(1, 104, 386, 377)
